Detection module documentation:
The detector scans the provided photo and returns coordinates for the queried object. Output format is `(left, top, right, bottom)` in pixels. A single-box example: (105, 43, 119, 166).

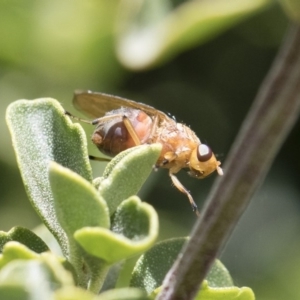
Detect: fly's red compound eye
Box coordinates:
(197, 144, 212, 162)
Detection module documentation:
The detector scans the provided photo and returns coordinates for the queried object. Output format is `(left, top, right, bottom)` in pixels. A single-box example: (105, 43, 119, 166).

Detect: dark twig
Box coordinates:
(157, 23, 300, 300)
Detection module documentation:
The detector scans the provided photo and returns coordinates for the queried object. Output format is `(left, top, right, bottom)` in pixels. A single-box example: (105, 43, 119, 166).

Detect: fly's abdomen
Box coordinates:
(92, 109, 153, 157)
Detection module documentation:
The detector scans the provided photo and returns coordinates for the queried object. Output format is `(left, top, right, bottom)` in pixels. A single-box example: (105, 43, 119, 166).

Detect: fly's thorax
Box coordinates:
(188, 144, 221, 178)
(154, 122, 200, 169)
(177, 123, 200, 144)
(91, 108, 153, 156)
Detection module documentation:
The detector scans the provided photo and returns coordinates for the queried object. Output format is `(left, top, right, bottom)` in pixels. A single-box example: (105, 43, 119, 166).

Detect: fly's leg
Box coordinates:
(169, 171, 200, 216)
(64, 111, 93, 124)
(155, 151, 177, 169)
(89, 155, 111, 162)
(66, 110, 125, 126)
(122, 116, 141, 146)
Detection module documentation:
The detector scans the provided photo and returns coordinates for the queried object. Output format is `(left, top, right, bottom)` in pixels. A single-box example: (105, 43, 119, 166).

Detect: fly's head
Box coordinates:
(188, 144, 223, 179)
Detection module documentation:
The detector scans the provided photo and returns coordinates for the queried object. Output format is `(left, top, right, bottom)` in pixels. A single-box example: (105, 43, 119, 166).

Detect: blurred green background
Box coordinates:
(1, 1, 300, 299)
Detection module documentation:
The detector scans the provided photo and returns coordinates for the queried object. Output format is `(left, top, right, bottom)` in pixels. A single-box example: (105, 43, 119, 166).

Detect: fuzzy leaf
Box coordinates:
(195, 281, 255, 300)
(98, 144, 161, 214)
(54, 287, 97, 300)
(6, 99, 92, 255)
(55, 287, 148, 300)
(0, 242, 77, 286)
(133, 238, 255, 299)
(49, 162, 110, 237)
(151, 282, 255, 299)
(0, 227, 49, 254)
(116, 0, 271, 70)
(97, 287, 148, 300)
(130, 238, 234, 294)
(74, 196, 158, 264)
(130, 238, 188, 293)
(49, 161, 110, 290)
(0, 242, 39, 269)
(0, 251, 74, 299)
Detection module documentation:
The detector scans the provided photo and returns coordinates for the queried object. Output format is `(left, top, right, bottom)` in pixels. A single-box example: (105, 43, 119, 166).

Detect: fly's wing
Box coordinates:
(73, 90, 168, 120)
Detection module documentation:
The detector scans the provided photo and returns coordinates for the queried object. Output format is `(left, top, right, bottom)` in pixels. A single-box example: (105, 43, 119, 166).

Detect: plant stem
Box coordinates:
(157, 23, 300, 300)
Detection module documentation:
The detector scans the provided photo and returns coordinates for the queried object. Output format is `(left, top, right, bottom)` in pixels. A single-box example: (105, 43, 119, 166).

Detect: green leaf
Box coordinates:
(98, 144, 162, 214)
(151, 282, 255, 300)
(100, 262, 123, 292)
(0, 227, 49, 254)
(54, 287, 148, 300)
(74, 196, 158, 264)
(0, 242, 39, 269)
(97, 287, 148, 300)
(130, 238, 235, 294)
(0, 286, 30, 300)
(54, 287, 97, 300)
(195, 281, 255, 300)
(205, 260, 233, 288)
(6, 99, 92, 255)
(49, 161, 110, 236)
(130, 238, 188, 293)
(131, 238, 255, 299)
(116, 0, 271, 70)
(0, 252, 74, 300)
(0, 242, 76, 282)
(49, 161, 110, 290)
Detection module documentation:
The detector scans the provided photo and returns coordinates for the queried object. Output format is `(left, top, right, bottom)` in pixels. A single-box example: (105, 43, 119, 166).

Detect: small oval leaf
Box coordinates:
(0, 242, 39, 269)
(49, 161, 110, 290)
(130, 238, 233, 294)
(74, 196, 158, 264)
(0, 227, 49, 254)
(195, 281, 255, 300)
(0, 252, 74, 298)
(98, 144, 161, 214)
